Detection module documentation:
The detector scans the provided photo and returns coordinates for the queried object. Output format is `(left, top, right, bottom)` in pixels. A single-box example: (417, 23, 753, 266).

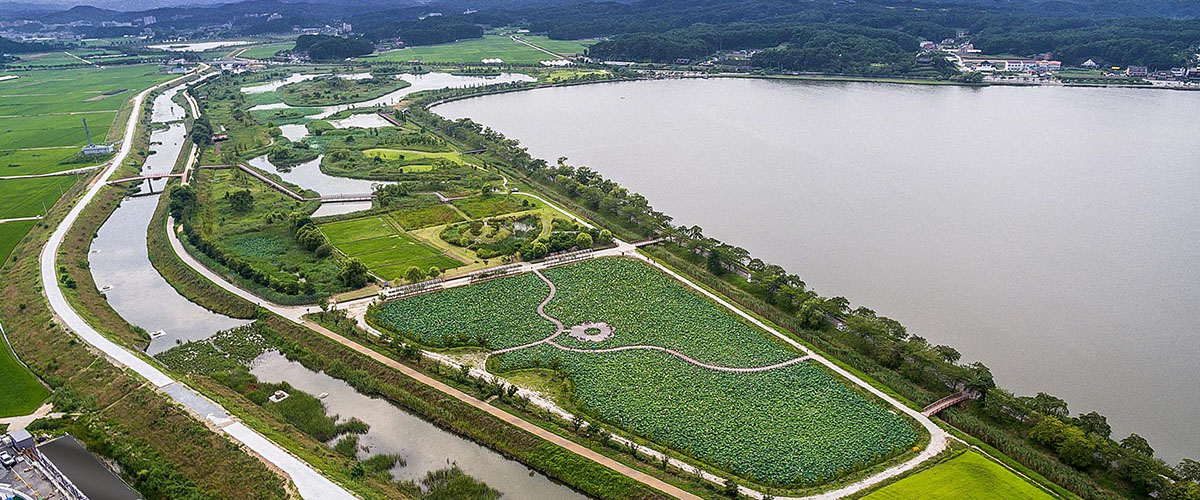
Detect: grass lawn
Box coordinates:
(319, 215, 463, 281)
(239, 41, 296, 60)
(0, 219, 37, 267)
(0, 335, 48, 417)
(0, 176, 80, 219)
(365, 35, 563, 65)
(863, 451, 1055, 500)
(0, 147, 91, 176)
(451, 194, 539, 219)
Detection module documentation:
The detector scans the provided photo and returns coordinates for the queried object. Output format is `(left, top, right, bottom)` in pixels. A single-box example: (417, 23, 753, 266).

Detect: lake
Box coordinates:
(435, 77, 1200, 462)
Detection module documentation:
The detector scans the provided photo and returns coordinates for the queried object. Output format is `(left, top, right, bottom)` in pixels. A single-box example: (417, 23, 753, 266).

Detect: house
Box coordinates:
(1170, 67, 1186, 78)
(674, 58, 691, 65)
(920, 41, 936, 51)
(916, 53, 933, 64)
(1126, 65, 1148, 77)
(1081, 59, 1098, 69)
(974, 61, 997, 73)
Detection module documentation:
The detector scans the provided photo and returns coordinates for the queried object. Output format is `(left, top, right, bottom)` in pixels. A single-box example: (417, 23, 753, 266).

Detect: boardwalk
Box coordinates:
(922, 391, 973, 417)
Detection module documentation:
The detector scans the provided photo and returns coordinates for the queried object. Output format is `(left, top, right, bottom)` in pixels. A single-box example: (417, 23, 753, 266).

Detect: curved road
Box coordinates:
(38, 69, 358, 500)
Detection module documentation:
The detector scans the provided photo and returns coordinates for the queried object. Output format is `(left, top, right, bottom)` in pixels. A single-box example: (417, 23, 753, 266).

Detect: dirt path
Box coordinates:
(302, 320, 696, 500)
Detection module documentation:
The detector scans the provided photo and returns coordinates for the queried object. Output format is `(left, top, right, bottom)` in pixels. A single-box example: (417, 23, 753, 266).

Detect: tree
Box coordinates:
(1121, 433, 1155, 457)
(404, 266, 425, 283)
(576, 231, 593, 249)
(529, 241, 548, 259)
(1077, 411, 1111, 439)
(1121, 453, 1168, 494)
(597, 229, 613, 245)
(227, 189, 253, 213)
(1178, 458, 1200, 482)
(797, 298, 826, 329)
(1056, 428, 1097, 468)
(167, 185, 197, 219)
(427, 266, 441, 279)
(1027, 392, 1069, 418)
(934, 345, 961, 364)
(723, 478, 738, 498)
(337, 259, 369, 288)
(964, 362, 995, 402)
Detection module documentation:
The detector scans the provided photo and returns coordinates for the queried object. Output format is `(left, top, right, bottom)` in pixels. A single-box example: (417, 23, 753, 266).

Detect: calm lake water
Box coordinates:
(436, 78, 1200, 461)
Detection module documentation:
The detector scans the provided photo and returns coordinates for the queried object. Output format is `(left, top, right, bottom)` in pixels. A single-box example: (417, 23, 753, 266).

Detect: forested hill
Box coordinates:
(487, 0, 1200, 69)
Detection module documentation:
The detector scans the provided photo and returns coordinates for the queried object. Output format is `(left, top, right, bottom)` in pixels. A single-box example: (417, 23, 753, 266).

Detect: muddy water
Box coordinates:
(250, 351, 588, 499)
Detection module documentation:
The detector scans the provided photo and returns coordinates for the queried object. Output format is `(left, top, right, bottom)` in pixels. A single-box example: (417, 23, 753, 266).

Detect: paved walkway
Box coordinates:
(0, 216, 42, 224)
(37, 68, 357, 500)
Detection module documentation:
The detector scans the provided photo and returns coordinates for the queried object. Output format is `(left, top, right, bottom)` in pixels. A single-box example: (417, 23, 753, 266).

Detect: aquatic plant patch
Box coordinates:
(494, 344, 918, 485)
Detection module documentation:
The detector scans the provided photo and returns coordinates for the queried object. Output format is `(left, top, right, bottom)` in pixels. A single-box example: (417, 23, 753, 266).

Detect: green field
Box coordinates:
(0, 331, 48, 417)
(0, 112, 116, 149)
(0, 147, 89, 176)
(864, 451, 1055, 500)
(319, 215, 462, 281)
(239, 42, 296, 60)
(390, 203, 464, 229)
(365, 35, 571, 65)
(372, 257, 918, 485)
(519, 35, 594, 56)
(451, 194, 537, 219)
(0, 65, 172, 116)
(0, 176, 79, 219)
(0, 219, 37, 267)
(276, 77, 411, 106)
(363, 148, 464, 172)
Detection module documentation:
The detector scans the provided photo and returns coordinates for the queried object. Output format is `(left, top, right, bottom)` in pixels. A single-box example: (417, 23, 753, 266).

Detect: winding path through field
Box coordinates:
(496, 269, 814, 373)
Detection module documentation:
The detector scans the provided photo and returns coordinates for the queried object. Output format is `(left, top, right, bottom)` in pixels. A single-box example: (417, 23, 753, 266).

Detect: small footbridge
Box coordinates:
(106, 172, 183, 185)
(922, 390, 974, 417)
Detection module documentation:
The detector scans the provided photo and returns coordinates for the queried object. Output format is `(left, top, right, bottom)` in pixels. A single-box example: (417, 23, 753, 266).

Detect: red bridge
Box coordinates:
(922, 390, 973, 417)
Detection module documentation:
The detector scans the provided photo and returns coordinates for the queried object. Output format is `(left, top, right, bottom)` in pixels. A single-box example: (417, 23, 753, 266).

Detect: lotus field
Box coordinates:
(369, 271, 553, 349)
(496, 344, 918, 485)
(369, 257, 919, 485)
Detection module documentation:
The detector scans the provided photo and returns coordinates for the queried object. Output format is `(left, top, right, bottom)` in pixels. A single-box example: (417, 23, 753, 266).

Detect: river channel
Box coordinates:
(250, 351, 587, 499)
(434, 77, 1200, 461)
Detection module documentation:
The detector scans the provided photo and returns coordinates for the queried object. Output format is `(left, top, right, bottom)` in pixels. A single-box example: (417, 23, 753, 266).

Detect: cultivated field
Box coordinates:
(371, 257, 919, 485)
(0, 219, 36, 266)
(365, 35, 577, 65)
(0, 147, 88, 176)
(0, 176, 79, 219)
(238, 41, 296, 60)
(863, 451, 1055, 500)
(319, 215, 462, 280)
